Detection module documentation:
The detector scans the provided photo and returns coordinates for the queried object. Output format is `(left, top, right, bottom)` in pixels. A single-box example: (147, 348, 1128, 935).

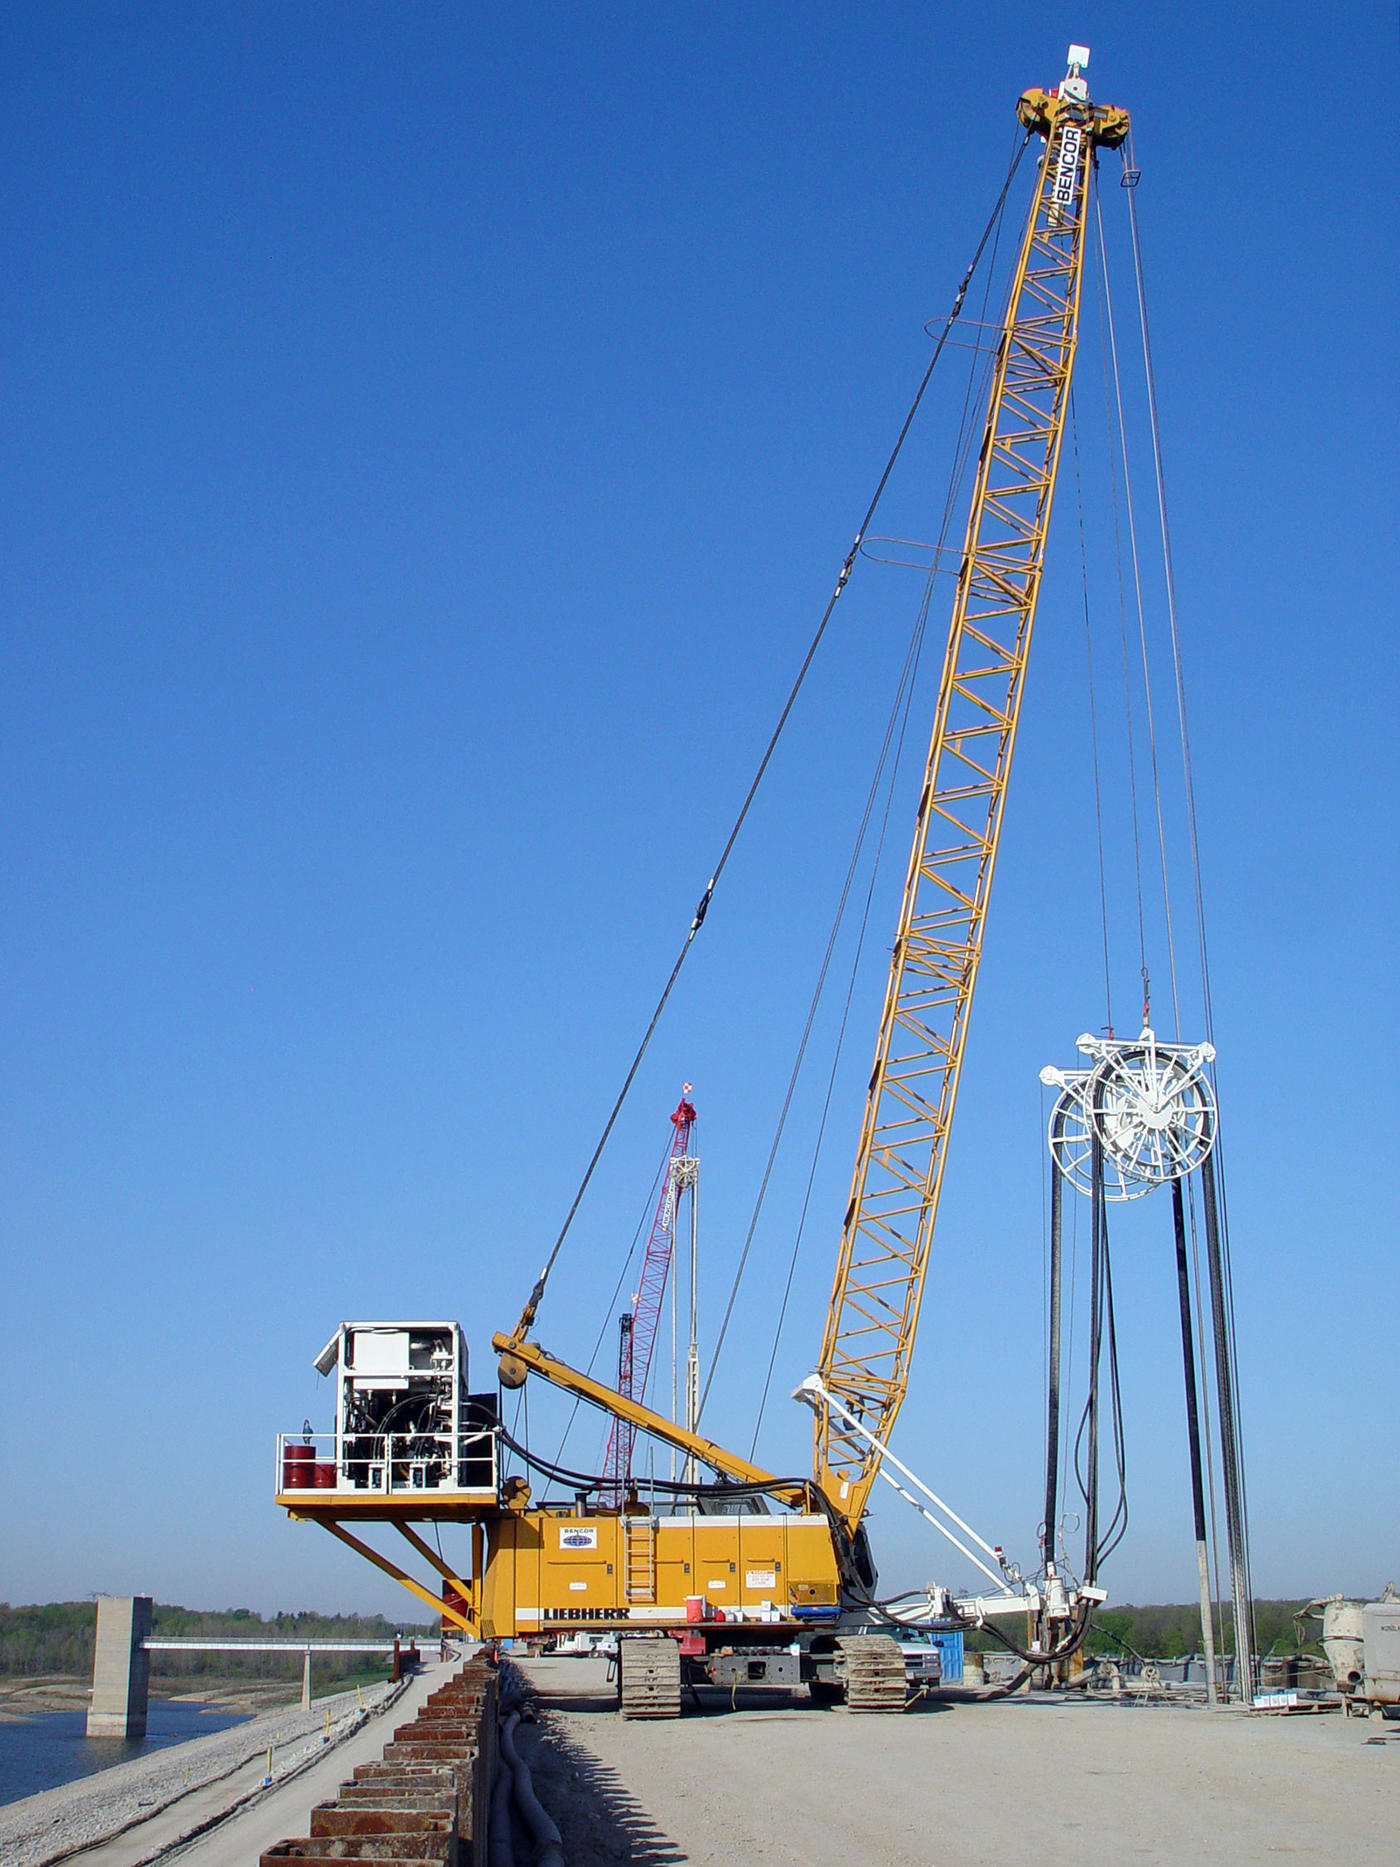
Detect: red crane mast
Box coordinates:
(599, 1090, 697, 1506)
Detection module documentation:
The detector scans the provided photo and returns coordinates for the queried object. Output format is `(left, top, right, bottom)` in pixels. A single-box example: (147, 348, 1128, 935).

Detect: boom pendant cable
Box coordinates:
(1094, 232, 1150, 1021)
(701, 602, 924, 1432)
(722, 544, 935, 1443)
(549, 1148, 668, 1473)
(1095, 189, 1182, 1037)
(1070, 388, 1114, 1033)
(511, 132, 1035, 1336)
(743, 626, 927, 1457)
(1123, 156, 1255, 1660)
(717, 178, 1022, 1444)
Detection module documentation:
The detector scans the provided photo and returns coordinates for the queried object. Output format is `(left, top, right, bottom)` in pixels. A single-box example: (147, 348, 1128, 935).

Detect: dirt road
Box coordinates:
(513, 1657, 1396, 1866)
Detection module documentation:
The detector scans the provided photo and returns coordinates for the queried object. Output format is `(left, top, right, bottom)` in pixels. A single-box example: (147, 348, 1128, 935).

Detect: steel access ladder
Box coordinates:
(623, 1516, 657, 1604)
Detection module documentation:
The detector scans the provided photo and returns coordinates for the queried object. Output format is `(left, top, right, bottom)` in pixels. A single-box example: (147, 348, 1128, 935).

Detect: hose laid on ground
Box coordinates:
(488, 1750, 516, 1867)
(500, 1708, 565, 1867)
(971, 1662, 1034, 1700)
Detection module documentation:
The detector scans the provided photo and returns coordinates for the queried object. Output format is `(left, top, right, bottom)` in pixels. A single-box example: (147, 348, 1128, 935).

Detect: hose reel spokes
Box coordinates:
(1041, 1027, 1216, 1197)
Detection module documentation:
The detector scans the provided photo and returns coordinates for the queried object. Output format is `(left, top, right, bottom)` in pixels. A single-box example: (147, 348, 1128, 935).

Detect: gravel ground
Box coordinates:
(0, 1681, 399, 1867)
(513, 1656, 1398, 1867)
(62, 1663, 451, 1867)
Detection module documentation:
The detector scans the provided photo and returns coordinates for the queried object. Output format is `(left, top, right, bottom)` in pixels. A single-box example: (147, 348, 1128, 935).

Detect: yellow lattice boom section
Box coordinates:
(814, 78, 1129, 1533)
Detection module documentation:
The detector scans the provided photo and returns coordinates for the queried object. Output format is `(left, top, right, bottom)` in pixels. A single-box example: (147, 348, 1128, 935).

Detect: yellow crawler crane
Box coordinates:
(277, 50, 1128, 1716)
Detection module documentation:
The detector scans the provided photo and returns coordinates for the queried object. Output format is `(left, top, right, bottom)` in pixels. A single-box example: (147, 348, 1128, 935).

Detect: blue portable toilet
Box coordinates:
(927, 1627, 964, 1684)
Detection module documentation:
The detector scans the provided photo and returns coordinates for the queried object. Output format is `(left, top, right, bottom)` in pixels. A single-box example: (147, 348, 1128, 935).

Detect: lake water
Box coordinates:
(0, 1701, 252, 1808)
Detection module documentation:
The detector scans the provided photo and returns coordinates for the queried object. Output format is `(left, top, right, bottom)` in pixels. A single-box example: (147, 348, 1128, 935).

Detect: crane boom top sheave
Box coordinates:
(811, 71, 1128, 1535)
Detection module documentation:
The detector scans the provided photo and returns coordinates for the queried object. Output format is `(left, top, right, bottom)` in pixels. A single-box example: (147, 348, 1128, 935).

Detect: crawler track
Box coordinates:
(837, 1634, 907, 1712)
(618, 1636, 682, 1720)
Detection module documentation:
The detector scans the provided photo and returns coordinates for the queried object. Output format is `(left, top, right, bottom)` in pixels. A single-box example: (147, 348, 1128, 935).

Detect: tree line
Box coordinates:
(0, 1602, 435, 1683)
(2, 1596, 1334, 1676)
(1084, 1598, 1315, 1659)
(957, 1597, 1321, 1658)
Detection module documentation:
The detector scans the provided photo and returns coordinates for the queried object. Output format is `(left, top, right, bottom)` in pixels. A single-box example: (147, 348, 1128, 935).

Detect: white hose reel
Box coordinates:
(1040, 1028, 1217, 1199)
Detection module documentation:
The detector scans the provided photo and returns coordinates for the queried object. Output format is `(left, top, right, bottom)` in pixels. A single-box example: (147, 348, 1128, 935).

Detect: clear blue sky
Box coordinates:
(1, 4, 1394, 1621)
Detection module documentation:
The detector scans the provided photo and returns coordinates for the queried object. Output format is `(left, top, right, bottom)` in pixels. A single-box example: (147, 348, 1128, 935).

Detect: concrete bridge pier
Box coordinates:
(86, 1595, 152, 1738)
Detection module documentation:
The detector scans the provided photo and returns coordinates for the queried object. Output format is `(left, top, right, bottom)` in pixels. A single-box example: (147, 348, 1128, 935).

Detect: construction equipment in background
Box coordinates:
(1294, 1588, 1400, 1719)
(600, 1092, 698, 1507)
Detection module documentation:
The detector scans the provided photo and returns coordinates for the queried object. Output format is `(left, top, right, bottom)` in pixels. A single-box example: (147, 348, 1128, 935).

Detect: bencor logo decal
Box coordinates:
(1051, 123, 1082, 219)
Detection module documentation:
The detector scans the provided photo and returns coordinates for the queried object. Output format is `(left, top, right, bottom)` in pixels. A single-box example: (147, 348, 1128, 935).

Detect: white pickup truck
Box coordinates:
(552, 1631, 620, 1658)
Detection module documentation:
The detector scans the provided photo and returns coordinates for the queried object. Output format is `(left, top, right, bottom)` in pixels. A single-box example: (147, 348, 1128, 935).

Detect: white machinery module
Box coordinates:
(293, 1321, 498, 1499)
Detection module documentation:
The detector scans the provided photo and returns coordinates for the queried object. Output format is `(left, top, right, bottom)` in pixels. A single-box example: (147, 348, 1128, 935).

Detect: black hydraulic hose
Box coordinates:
(1077, 1061, 1135, 1581)
(499, 1422, 800, 1503)
(500, 1711, 564, 1867)
(970, 1599, 1094, 1669)
(1094, 1236, 1129, 1569)
(1083, 1130, 1106, 1584)
(1171, 1178, 1209, 1547)
(848, 1579, 1093, 1673)
(494, 1424, 872, 1586)
(496, 1425, 625, 1493)
(488, 1752, 516, 1867)
(369, 1392, 443, 1448)
(495, 1426, 850, 1534)
(1043, 1134, 1066, 1565)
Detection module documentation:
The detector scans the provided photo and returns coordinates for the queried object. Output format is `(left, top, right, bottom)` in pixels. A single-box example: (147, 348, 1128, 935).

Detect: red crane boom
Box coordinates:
(599, 1091, 697, 1505)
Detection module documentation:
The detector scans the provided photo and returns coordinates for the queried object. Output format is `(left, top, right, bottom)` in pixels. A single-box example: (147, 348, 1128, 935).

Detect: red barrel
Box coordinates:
(312, 1462, 337, 1489)
(282, 1443, 315, 1489)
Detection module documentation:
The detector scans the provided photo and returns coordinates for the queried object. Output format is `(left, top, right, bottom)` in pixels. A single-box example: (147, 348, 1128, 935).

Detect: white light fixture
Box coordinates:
(1059, 44, 1092, 104)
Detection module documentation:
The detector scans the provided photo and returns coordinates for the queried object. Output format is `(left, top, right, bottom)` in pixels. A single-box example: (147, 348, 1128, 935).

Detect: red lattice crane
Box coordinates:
(599, 1090, 697, 1506)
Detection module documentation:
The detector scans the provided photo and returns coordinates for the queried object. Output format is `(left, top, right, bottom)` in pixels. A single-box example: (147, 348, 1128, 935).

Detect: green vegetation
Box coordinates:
(1084, 1599, 1315, 1659)
(3, 1596, 1327, 1680)
(0, 1601, 437, 1691)
(961, 1598, 1319, 1658)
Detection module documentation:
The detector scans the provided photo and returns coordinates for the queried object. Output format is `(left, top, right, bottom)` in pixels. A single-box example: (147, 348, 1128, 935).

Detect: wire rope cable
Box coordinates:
(741, 556, 934, 1453)
(1094, 188, 1182, 1037)
(1122, 141, 1255, 1668)
(1070, 385, 1115, 1032)
(1122, 147, 1215, 1050)
(549, 1148, 668, 1473)
(510, 131, 1035, 1333)
(1093, 228, 1151, 1023)
(732, 177, 1019, 1449)
(719, 588, 929, 1442)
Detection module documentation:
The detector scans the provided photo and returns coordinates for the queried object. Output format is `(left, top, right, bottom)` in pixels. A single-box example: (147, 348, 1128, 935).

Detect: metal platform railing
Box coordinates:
(275, 1428, 498, 1497)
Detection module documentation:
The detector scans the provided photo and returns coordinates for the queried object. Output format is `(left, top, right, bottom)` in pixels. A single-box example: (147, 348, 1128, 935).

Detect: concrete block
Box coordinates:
(87, 1596, 152, 1739)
